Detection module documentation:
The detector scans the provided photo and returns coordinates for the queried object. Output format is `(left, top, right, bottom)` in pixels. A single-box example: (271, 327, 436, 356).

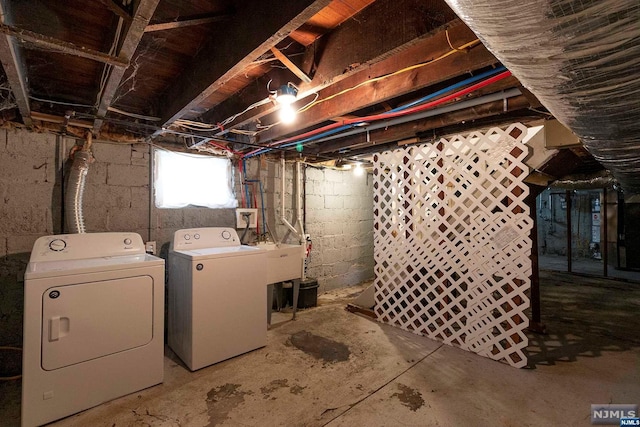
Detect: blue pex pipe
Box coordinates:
(245, 65, 508, 158)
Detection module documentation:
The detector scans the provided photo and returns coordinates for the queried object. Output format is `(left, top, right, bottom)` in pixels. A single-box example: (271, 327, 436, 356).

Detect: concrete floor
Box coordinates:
(1, 271, 639, 427)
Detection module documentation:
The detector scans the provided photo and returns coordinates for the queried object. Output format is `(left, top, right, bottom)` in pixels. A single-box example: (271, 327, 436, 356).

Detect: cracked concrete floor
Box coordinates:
(2, 272, 639, 426)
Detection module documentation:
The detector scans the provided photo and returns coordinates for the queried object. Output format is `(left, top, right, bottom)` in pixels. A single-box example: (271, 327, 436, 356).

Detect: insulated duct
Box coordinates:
(444, 0, 640, 194)
(65, 134, 93, 233)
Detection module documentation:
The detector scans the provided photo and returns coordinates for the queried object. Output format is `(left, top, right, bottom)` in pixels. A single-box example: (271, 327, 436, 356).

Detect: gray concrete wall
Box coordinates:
(243, 158, 374, 293)
(0, 129, 234, 347)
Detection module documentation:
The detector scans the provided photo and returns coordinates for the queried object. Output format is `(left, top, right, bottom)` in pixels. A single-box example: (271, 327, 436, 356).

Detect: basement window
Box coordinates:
(154, 149, 238, 209)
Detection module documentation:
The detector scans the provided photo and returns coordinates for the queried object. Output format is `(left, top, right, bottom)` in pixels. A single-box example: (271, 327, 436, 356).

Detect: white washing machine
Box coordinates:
(168, 227, 267, 371)
(22, 232, 164, 427)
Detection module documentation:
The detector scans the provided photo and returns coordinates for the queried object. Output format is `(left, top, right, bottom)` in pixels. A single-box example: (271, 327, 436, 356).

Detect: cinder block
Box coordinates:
(130, 147, 146, 159)
(324, 221, 343, 236)
(324, 195, 343, 209)
(0, 152, 48, 183)
(83, 184, 132, 208)
(6, 234, 41, 254)
(91, 142, 132, 165)
(131, 187, 149, 210)
(0, 129, 6, 151)
(108, 208, 150, 232)
(6, 128, 56, 158)
(84, 162, 108, 185)
(305, 167, 324, 182)
(107, 164, 149, 187)
(3, 182, 55, 208)
(0, 206, 48, 234)
(305, 194, 324, 210)
(81, 206, 109, 231)
(0, 237, 6, 257)
(324, 169, 343, 183)
(154, 209, 184, 229)
(183, 207, 235, 228)
(131, 158, 149, 167)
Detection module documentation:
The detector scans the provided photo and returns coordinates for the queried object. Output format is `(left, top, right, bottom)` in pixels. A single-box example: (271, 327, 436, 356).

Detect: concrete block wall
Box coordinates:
(0, 129, 235, 347)
(244, 158, 374, 293)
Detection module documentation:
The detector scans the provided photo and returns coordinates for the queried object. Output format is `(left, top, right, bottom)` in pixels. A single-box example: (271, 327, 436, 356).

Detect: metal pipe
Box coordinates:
(281, 156, 299, 239)
(64, 133, 93, 233)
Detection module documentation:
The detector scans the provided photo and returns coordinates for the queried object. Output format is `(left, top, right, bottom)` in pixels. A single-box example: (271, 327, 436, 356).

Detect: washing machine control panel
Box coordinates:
(29, 233, 145, 262)
(173, 227, 239, 251)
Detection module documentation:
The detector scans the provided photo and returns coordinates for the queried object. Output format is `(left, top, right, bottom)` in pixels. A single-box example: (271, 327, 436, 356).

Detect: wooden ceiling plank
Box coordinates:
(0, 2, 31, 126)
(97, 0, 132, 23)
(270, 47, 311, 83)
(158, 0, 333, 128)
(204, 4, 463, 135)
(93, 0, 160, 133)
(258, 40, 498, 142)
(0, 23, 128, 67)
(144, 11, 233, 32)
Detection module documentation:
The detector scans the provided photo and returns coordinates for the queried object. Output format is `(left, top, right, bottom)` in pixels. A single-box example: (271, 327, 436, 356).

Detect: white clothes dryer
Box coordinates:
(168, 227, 266, 371)
(22, 232, 164, 427)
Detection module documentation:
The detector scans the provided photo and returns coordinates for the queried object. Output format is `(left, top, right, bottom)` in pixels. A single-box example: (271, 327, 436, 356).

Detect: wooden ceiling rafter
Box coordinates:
(93, 0, 161, 133)
(0, 0, 31, 126)
(0, 23, 128, 67)
(203, 0, 458, 137)
(257, 25, 497, 143)
(157, 0, 333, 128)
(144, 10, 234, 32)
(97, 0, 133, 23)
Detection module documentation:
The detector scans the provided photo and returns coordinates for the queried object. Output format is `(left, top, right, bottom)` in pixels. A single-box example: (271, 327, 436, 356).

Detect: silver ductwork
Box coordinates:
(444, 0, 640, 194)
(65, 135, 93, 233)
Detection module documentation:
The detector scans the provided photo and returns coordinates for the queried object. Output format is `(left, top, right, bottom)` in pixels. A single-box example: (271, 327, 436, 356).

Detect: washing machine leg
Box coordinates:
(292, 279, 300, 320)
(267, 284, 274, 326)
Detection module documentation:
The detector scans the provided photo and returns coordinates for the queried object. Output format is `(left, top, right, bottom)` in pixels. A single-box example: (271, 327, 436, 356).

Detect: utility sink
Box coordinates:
(257, 243, 304, 284)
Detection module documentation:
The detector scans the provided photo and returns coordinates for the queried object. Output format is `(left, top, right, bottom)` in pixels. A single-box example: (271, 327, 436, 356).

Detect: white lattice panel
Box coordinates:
(373, 123, 532, 368)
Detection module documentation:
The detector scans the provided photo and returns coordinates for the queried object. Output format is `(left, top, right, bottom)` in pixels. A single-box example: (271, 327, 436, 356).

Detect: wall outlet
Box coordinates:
(145, 241, 157, 255)
(236, 208, 258, 229)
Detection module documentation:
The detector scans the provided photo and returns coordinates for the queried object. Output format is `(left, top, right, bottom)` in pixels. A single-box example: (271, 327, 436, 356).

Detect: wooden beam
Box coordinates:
(97, 0, 132, 23)
(0, 23, 128, 67)
(258, 37, 497, 143)
(203, 0, 459, 134)
(158, 0, 332, 127)
(0, 1, 31, 126)
(93, 0, 160, 133)
(144, 11, 233, 32)
(270, 47, 311, 83)
(313, 93, 529, 155)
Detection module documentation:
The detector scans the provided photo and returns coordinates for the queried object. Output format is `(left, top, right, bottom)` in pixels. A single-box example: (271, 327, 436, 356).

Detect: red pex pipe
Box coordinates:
(246, 70, 512, 157)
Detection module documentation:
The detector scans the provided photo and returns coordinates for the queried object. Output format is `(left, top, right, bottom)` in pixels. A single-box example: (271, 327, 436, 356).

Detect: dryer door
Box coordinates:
(41, 275, 154, 370)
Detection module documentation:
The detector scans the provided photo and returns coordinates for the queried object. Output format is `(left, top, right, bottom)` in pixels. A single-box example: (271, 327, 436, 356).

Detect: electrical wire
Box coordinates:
(245, 69, 512, 158)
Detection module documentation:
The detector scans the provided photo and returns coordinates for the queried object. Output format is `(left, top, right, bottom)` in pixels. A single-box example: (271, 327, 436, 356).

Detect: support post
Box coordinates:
(566, 190, 572, 273)
(602, 188, 608, 277)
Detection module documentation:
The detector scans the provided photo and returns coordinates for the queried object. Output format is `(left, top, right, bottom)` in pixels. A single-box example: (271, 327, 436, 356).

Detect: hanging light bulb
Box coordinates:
(354, 163, 364, 176)
(279, 104, 296, 124)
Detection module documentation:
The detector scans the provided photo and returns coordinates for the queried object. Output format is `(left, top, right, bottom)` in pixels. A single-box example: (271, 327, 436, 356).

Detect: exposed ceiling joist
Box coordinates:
(314, 92, 530, 155)
(205, 0, 459, 135)
(93, 0, 160, 133)
(0, 1, 31, 126)
(270, 47, 311, 83)
(97, 0, 132, 23)
(258, 26, 497, 142)
(0, 23, 128, 67)
(144, 11, 233, 32)
(158, 0, 333, 127)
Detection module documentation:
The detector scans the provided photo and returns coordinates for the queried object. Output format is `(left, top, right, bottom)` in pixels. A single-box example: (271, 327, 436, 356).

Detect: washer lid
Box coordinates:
(171, 244, 265, 260)
(25, 253, 164, 280)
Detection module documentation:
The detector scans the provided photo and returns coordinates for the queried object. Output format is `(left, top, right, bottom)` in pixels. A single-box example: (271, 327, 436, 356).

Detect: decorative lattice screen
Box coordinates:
(373, 123, 532, 368)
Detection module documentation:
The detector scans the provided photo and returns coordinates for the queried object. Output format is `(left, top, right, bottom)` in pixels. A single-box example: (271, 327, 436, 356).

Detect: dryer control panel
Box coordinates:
(29, 232, 145, 262)
(172, 227, 239, 251)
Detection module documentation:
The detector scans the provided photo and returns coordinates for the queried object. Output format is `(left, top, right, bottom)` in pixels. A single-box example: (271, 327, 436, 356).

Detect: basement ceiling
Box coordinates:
(0, 0, 622, 186)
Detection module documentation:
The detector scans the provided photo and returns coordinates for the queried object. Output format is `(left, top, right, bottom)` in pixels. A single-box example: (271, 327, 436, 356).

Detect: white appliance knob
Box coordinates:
(194, 233, 200, 239)
(184, 234, 191, 240)
(124, 238, 132, 245)
(221, 230, 231, 240)
(49, 239, 66, 251)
